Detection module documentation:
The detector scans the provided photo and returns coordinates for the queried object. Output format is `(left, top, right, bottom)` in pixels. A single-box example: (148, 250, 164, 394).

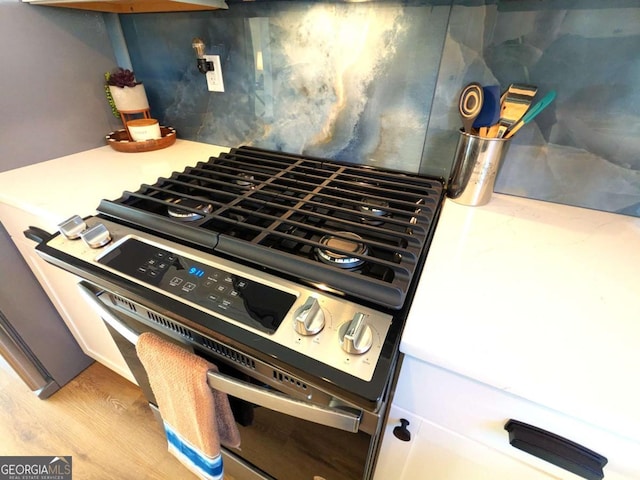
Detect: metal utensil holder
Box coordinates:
(447, 129, 511, 206)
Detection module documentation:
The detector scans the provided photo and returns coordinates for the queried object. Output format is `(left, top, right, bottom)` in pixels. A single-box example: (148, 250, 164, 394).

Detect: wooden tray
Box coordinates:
(106, 126, 176, 153)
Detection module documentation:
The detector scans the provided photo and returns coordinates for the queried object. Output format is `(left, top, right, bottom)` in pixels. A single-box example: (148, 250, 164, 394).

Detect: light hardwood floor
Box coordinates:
(0, 361, 235, 479)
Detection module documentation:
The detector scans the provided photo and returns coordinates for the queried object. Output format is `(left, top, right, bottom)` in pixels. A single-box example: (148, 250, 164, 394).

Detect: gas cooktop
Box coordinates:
(97, 146, 445, 310)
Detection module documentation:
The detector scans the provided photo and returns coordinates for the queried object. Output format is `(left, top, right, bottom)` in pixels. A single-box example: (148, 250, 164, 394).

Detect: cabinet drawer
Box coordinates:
(375, 405, 558, 480)
(393, 356, 639, 479)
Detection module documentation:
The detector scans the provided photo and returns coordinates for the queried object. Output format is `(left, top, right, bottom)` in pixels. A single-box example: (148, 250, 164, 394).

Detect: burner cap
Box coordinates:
(167, 197, 213, 221)
(235, 173, 256, 189)
(359, 198, 389, 225)
(316, 232, 368, 269)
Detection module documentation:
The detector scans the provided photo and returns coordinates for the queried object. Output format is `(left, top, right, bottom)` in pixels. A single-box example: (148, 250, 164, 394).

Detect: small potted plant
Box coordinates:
(105, 67, 150, 114)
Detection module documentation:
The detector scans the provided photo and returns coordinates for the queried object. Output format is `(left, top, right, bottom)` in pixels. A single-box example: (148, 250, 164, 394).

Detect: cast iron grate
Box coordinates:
(98, 146, 444, 309)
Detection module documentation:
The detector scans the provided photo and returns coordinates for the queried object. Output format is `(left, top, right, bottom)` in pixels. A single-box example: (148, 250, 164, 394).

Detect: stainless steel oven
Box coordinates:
(35, 146, 444, 480)
(77, 281, 375, 480)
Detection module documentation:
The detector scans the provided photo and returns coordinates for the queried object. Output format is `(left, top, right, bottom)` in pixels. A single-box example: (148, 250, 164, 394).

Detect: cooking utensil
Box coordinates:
(458, 82, 483, 134)
(473, 85, 501, 136)
(473, 85, 501, 127)
(493, 83, 537, 138)
(503, 90, 556, 139)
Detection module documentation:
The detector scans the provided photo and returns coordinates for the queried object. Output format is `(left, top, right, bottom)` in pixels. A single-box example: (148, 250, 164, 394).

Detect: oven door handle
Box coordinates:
(77, 283, 362, 434)
(207, 370, 361, 433)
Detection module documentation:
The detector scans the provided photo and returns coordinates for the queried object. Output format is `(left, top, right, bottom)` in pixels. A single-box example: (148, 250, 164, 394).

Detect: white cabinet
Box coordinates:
(374, 356, 639, 480)
(375, 405, 555, 480)
(0, 203, 135, 384)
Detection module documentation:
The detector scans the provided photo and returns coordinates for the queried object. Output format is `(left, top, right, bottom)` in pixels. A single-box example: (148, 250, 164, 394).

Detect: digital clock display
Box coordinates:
(188, 266, 205, 278)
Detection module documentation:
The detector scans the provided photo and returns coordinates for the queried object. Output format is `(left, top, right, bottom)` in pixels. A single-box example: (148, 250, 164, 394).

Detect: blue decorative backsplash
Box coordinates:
(119, 0, 640, 217)
(120, 2, 450, 175)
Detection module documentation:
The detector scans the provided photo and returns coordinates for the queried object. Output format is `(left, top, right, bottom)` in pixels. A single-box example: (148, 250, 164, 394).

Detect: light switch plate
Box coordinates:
(204, 55, 224, 92)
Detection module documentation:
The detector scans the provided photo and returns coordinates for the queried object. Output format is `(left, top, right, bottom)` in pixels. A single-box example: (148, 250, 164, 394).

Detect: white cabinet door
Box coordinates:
(393, 356, 637, 480)
(0, 204, 135, 384)
(374, 406, 422, 479)
(26, 252, 135, 384)
(375, 405, 558, 480)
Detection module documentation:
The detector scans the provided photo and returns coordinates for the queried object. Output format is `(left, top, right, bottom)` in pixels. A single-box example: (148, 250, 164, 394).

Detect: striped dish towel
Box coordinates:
(136, 332, 241, 480)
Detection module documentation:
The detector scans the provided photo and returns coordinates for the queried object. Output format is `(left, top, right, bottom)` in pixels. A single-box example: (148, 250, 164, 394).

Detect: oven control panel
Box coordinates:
(98, 238, 297, 335)
(44, 218, 394, 382)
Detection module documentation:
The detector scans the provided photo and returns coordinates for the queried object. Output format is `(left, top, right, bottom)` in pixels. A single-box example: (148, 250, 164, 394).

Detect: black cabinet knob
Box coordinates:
(393, 418, 411, 442)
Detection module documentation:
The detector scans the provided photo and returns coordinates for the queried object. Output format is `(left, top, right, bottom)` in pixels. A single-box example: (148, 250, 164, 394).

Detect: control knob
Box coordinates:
(339, 312, 373, 354)
(294, 296, 325, 335)
(80, 223, 111, 249)
(58, 215, 87, 240)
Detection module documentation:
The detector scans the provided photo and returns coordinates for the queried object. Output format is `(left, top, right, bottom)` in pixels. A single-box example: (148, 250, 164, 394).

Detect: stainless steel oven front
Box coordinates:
(77, 280, 383, 480)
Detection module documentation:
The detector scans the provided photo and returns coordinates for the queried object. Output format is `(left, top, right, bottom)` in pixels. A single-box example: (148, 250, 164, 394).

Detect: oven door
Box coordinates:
(77, 281, 377, 480)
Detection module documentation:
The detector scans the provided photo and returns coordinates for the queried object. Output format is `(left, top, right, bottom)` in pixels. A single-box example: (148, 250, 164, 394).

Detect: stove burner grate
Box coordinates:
(98, 146, 445, 309)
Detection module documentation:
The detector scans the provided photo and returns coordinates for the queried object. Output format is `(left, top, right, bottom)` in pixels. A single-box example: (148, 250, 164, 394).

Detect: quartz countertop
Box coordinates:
(403, 194, 640, 443)
(0, 140, 229, 231)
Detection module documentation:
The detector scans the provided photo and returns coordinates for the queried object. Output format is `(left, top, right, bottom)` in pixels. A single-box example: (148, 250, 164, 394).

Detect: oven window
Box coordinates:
(230, 400, 371, 480)
(203, 351, 372, 480)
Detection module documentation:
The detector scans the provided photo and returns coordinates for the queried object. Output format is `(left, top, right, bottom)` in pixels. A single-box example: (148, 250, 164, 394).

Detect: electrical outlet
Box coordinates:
(204, 55, 224, 92)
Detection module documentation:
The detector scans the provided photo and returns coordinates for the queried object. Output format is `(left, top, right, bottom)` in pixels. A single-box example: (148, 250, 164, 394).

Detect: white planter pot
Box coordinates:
(108, 84, 150, 112)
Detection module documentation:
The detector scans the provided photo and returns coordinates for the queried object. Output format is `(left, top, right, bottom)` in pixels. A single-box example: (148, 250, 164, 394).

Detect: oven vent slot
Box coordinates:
(201, 338, 256, 370)
(273, 370, 308, 392)
(111, 294, 137, 313)
(146, 311, 194, 340)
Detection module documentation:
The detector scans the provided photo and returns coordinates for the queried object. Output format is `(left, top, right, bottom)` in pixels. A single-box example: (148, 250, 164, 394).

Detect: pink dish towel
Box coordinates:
(136, 332, 241, 480)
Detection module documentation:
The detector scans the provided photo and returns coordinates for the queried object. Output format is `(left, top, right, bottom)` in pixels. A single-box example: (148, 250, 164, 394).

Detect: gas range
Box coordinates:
(37, 146, 445, 406)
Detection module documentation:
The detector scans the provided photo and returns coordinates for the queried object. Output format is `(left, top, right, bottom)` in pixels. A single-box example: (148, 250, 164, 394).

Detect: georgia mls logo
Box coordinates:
(0, 456, 72, 480)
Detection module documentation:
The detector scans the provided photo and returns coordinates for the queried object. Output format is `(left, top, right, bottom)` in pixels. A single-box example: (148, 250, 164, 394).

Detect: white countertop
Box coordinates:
(404, 194, 640, 442)
(0, 140, 229, 231)
(2, 143, 639, 444)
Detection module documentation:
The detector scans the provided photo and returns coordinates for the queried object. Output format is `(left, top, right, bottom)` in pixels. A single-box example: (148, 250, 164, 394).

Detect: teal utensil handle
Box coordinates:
(522, 90, 556, 124)
(504, 90, 556, 139)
